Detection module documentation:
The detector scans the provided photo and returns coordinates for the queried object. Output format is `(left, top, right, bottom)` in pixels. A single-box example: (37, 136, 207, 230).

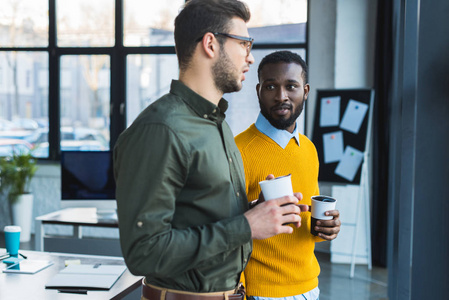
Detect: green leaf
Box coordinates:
(0, 150, 38, 204)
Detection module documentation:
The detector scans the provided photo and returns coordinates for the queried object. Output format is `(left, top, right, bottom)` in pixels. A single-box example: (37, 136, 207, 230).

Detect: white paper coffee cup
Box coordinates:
(259, 174, 293, 200)
(311, 195, 337, 236)
(311, 195, 337, 220)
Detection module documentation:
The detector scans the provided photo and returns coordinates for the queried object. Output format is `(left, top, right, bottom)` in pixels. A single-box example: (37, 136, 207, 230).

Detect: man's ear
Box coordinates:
(199, 32, 218, 59)
(304, 83, 310, 100)
(256, 83, 260, 99)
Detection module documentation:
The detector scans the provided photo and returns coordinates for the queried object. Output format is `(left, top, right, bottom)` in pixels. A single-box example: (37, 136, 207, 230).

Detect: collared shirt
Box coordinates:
(113, 80, 252, 292)
(255, 113, 300, 149)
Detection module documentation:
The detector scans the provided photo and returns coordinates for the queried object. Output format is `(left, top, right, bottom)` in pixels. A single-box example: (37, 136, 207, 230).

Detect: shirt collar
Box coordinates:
(255, 113, 300, 149)
(170, 80, 227, 124)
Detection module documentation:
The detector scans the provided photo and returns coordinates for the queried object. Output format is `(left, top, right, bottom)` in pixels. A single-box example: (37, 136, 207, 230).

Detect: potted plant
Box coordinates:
(0, 151, 38, 242)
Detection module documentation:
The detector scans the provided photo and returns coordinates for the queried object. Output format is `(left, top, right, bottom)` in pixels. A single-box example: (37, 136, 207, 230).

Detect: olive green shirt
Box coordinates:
(113, 80, 252, 292)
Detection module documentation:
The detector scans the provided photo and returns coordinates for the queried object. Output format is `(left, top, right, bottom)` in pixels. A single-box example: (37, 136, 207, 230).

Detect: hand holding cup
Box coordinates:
(311, 196, 341, 239)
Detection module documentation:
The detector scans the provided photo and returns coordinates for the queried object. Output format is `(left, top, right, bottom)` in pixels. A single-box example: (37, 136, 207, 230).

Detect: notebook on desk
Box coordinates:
(3, 259, 54, 274)
(45, 264, 127, 290)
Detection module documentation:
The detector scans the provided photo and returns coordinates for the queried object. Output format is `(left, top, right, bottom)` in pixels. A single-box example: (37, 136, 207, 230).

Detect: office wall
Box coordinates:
(308, 0, 377, 253)
(308, 0, 376, 136)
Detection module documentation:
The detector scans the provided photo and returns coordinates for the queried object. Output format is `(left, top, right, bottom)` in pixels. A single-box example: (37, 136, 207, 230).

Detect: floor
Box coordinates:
(1, 233, 388, 299)
(315, 251, 388, 300)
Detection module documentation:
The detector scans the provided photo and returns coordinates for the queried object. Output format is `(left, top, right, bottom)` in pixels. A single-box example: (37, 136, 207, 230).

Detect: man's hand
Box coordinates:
(244, 194, 308, 239)
(314, 210, 341, 240)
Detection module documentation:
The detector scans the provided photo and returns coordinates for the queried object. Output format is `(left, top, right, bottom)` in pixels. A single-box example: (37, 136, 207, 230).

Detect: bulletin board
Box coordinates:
(311, 89, 374, 184)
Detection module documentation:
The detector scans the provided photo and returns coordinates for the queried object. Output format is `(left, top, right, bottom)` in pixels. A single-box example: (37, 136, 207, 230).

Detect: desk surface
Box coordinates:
(36, 208, 118, 227)
(0, 249, 142, 300)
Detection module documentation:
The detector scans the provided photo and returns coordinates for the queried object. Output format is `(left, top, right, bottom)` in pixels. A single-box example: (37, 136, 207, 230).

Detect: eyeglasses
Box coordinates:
(214, 32, 254, 57)
(196, 32, 254, 57)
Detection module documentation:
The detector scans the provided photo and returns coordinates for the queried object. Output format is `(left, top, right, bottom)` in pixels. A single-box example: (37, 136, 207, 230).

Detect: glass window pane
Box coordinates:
(60, 55, 110, 153)
(0, 0, 49, 47)
(124, 0, 184, 47)
(0, 52, 48, 157)
(225, 48, 306, 136)
(246, 0, 307, 44)
(57, 0, 115, 47)
(126, 54, 179, 126)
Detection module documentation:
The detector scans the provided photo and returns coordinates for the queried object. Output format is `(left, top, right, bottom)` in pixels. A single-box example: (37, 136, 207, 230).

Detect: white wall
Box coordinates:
(308, 0, 377, 254)
(308, 0, 376, 136)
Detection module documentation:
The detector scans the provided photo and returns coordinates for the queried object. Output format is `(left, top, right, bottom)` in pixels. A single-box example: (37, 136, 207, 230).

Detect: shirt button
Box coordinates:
(229, 157, 233, 163)
(236, 192, 240, 197)
(137, 221, 143, 228)
(203, 114, 208, 119)
(243, 258, 247, 264)
(212, 109, 217, 113)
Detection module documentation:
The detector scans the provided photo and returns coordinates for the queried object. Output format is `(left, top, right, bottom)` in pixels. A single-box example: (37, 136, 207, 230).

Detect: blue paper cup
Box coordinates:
(4, 226, 21, 256)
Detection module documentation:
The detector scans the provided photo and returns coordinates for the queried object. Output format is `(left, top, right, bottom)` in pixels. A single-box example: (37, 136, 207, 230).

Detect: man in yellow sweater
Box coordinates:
(235, 51, 341, 300)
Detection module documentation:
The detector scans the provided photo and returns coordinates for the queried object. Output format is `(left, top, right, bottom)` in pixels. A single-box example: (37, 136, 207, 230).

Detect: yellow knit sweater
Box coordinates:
(235, 124, 322, 297)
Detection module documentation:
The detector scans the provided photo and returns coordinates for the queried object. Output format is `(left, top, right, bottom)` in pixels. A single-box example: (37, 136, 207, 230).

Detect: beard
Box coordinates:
(260, 97, 305, 130)
(212, 47, 241, 94)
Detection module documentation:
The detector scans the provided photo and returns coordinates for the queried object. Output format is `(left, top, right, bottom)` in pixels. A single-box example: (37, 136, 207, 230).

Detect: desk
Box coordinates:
(35, 208, 120, 256)
(0, 249, 142, 300)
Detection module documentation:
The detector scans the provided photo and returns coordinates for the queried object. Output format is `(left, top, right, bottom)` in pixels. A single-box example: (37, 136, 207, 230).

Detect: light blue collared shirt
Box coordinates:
(254, 113, 300, 149)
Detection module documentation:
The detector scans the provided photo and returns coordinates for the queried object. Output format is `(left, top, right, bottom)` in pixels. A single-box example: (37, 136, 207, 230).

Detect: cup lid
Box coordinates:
(4, 225, 21, 232)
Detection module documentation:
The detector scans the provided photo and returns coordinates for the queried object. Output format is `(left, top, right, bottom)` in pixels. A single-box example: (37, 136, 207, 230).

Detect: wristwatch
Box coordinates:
(248, 199, 259, 209)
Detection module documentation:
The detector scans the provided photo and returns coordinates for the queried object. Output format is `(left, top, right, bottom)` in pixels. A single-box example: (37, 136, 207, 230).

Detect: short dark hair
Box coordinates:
(174, 0, 251, 71)
(257, 51, 308, 83)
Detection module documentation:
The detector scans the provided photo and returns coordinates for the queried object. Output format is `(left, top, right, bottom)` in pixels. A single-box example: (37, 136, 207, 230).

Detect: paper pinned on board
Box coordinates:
(320, 96, 341, 127)
(339, 99, 368, 134)
(322, 131, 344, 163)
(334, 146, 364, 182)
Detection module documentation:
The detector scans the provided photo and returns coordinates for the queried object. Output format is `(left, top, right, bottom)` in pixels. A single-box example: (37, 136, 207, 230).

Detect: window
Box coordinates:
(0, 0, 49, 47)
(126, 54, 179, 127)
(0, 0, 307, 160)
(57, 0, 115, 47)
(124, 0, 182, 47)
(0, 51, 48, 155)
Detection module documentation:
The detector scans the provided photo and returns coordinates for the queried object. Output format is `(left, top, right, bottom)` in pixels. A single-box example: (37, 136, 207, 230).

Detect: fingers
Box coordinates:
(324, 209, 340, 218)
(293, 192, 303, 201)
(245, 196, 303, 239)
(314, 213, 341, 240)
(265, 174, 275, 180)
(297, 204, 309, 212)
(275, 195, 299, 206)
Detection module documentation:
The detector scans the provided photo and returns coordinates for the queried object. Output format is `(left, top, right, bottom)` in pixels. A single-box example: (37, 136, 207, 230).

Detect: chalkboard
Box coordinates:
(311, 89, 374, 184)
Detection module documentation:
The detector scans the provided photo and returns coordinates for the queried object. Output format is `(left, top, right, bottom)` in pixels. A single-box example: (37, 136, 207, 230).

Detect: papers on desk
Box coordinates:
(46, 264, 127, 290)
(3, 260, 54, 274)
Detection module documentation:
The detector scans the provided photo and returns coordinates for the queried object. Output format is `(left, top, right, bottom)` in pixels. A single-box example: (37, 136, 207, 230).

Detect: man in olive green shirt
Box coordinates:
(113, 0, 305, 298)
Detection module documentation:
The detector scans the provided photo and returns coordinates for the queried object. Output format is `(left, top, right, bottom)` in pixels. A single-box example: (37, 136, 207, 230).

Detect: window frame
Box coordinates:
(0, 0, 308, 161)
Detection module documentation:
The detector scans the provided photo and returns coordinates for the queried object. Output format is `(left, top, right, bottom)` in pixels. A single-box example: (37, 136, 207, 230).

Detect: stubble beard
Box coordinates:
(212, 47, 242, 94)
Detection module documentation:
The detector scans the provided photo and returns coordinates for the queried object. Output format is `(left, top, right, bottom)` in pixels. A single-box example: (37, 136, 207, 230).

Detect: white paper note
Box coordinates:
(340, 99, 368, 134)
(335, 146, 364, 182)
(320, 96, 341, 127)
(322, 131, 344, 163)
